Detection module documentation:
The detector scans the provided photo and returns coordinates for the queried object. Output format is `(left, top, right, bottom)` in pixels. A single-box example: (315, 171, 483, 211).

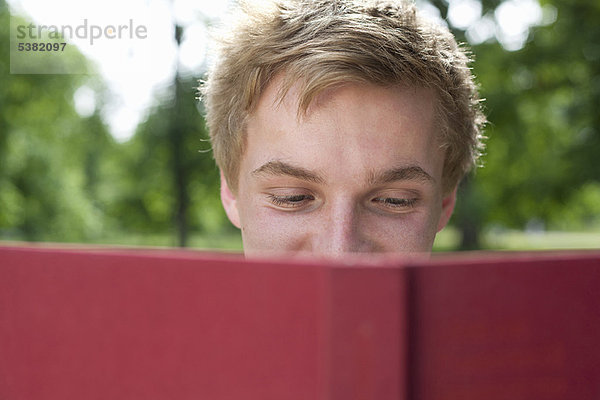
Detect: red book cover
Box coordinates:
(408, 253, 600, 400)
(1, 246, 599, 399)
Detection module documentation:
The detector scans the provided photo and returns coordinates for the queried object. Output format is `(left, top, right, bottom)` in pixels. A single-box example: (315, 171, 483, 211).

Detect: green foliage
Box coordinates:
(451, 0, 600, 245)
(1, 4, 227, 246)
(0, 3, 114, 241)
(104, 75, 229, 243)
(2, 0, 598, 250)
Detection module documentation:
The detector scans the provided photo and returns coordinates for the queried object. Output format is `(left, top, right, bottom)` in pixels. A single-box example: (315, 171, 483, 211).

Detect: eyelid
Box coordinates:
(372, 196, 418, 207)
(264, 188, 317, 210)
(269, 193, 312, 204)
(369, 189, 421, 213)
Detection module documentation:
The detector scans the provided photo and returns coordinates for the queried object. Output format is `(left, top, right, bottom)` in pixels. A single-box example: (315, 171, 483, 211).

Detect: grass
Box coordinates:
(483, 230, 600, 251)
(2, 228, 598, 252)
(90, 231, 244, 251)
(0, 230, 244, 252)
(434, 227, 600, 252)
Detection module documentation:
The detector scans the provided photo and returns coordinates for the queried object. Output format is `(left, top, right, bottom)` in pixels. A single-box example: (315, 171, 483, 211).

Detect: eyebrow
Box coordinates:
(368, 165, 435, 185)
(252, 161, 325, 184)
(253, 161, 434, 186)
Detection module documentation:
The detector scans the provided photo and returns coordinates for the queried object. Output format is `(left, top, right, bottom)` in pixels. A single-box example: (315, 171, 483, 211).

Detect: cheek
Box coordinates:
(238, 202, 313, 252)
(364, 210, 440, 252)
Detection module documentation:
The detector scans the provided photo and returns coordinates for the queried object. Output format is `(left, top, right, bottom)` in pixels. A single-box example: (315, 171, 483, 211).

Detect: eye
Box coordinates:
(371, 196, 418, 212)
(267, 193, 315, 209)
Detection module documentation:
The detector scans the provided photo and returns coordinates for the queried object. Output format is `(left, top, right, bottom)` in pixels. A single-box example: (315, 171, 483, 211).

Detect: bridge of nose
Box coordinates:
(311, 197, 373, 254)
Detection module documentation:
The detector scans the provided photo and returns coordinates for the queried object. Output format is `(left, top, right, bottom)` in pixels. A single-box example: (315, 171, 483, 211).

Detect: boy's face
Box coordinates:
(221, 78, 456, 257)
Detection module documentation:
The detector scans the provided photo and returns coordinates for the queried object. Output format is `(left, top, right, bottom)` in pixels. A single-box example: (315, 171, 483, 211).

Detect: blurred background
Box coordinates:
(1, 0, 598, 252)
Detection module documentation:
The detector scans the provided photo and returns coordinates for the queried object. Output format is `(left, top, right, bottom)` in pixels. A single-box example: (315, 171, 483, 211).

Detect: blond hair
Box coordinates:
(201, 0, 486, 194)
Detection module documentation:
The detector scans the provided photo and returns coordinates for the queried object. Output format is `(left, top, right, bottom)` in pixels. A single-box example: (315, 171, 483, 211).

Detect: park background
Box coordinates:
(1, 0, 598, 252)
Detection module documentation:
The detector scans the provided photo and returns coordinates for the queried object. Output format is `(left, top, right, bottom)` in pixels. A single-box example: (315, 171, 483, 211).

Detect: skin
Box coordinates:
(221, 78, 457, 257)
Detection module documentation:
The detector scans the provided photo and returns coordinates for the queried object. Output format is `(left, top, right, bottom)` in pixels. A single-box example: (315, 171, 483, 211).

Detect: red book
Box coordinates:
(1, 246, 599, 399)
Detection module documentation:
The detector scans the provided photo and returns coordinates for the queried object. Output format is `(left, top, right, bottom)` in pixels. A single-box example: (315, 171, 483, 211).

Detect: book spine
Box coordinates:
(322, 266, 408, 400)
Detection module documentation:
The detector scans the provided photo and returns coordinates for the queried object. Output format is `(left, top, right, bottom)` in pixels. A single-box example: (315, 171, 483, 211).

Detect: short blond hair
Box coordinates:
(201, 0, 486, 194)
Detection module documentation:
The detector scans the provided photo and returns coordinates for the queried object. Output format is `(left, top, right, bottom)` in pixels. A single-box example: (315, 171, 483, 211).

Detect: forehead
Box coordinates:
(242, 77, 443, 183)
(254, 75, 436, 123)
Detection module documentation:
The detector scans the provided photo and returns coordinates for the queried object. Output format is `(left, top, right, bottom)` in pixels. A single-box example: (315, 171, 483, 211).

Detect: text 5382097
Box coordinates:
(17, 42, 67, 52)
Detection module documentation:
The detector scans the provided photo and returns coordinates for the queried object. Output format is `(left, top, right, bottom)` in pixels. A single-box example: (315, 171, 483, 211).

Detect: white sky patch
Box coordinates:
(540, 4, 558, 26)
(447, 0, 482, 31)
(73, 85, 96, 117)
(415, 0, 449, 28)
(8, 0, 550, 139)
(494, 0, 543, 51)
(173, 0, 232, 24)
(403, 0, 547, 52)
(466, 14, 496, 45)
(179, 23, 209, 73)
(7, 0, 230, 141)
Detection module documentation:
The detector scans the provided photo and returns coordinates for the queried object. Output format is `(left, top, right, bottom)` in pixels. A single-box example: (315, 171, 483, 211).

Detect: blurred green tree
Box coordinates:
(105, 23, 226, 247)
(2, 0, 598, 250)
(0, 1, 117, 242)
(440, 0, 600, 248)
(106, 74, 226, 245)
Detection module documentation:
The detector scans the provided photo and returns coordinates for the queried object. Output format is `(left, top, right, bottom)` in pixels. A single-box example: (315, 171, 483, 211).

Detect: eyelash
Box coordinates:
(267, 193, 418, 212)
(268, 194, 314, 208)
(372, 197, 418, 211)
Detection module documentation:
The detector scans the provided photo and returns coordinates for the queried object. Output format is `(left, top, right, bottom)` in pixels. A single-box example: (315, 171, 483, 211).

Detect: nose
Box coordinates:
(312, 199, 372, 256)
